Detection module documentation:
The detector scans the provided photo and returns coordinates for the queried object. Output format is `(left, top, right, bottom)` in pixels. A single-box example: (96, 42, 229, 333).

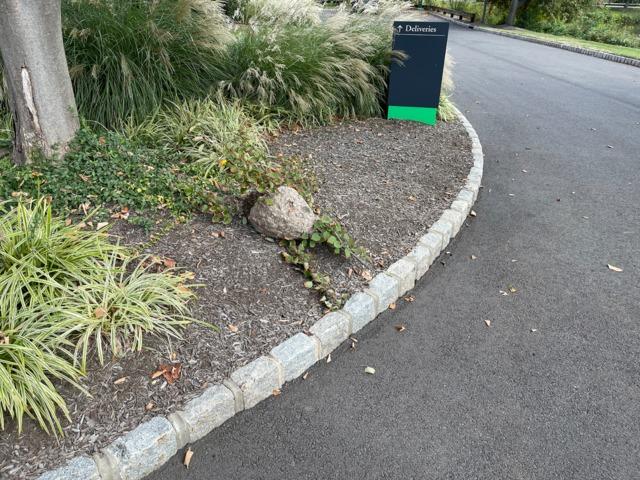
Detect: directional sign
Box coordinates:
(387, 21, 449, 126)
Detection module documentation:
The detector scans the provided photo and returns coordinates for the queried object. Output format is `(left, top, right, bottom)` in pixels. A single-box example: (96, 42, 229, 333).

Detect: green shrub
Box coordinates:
(129, 97, 316, 216)
(62, 0, 229, 128)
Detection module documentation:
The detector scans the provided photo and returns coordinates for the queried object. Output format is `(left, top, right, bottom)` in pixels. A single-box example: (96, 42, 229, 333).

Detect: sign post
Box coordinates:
(387, 21, 449, 126)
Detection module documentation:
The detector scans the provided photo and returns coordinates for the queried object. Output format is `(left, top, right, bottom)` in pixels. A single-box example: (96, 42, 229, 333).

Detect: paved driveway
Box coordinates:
(151, 23, 640, 480)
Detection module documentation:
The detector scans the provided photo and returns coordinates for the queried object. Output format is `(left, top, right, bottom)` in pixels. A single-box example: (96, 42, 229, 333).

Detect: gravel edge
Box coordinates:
(36, 107, 484, 480)
(428, 12, 640, 68)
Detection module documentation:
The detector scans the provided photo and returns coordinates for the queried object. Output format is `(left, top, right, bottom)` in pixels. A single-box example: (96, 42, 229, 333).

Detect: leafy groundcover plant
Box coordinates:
(0, 199, 195, 434)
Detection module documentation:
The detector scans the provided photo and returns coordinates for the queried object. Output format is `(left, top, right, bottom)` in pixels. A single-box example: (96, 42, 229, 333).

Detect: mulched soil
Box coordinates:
(0, 117, 471, 480)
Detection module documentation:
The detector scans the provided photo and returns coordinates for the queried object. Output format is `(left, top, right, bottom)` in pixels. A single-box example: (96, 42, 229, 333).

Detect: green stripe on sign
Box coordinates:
(387, 105, 437, 125)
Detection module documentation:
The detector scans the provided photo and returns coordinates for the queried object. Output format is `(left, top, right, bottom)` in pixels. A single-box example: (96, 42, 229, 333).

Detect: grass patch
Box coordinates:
(491, 26, 640, 59)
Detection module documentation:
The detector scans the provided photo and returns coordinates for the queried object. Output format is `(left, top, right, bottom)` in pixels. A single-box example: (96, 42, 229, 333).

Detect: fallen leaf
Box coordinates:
(150, 363, 182, 384)
(395, 325, 406, 332)
(364, 366, 376, 375)
(326, 354, 332, 364)
(469, 210, 477, 217)
(484, 320, 491, 327)
(403, 295, 415, 302)
(65, 218, 72, 226)
(272, 388, 281, 396)
(145, 401, 155, 411)
(0, 332, 10, 345)
(183, 448, 194, 469)
(163, 258, 177, 268)
(508, 286, 517, 293)
(522, 169, 528, 173)
(408, 195, 417, 202)
(530, 328, 538, 333)
(94, 307, 108, 319)
(499, 290, 508, 296)
(79, 174, 91, 183)
(470, 255, 477, 260)
(607, 264, 623, 272)
(350, 340, 357, 350)
(114, 376, 129, 385)
(361, 270, 373, 282)
(228, 324, 239, 333)
(96, 222, 109, 230)
(302, 372, 309, 380)
(388, 302, 397, 310)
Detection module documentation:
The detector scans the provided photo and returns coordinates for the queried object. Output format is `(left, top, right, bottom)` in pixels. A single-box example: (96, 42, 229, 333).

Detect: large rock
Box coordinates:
(249, 186, 315, 240)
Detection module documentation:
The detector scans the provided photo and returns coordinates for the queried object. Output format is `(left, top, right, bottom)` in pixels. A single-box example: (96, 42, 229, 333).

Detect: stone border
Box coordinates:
(429, 11, 640, 68)
(37, 106, 483, 480)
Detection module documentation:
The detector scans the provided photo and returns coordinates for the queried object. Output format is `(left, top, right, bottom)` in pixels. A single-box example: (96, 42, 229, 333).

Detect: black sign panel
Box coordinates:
(387, 21, 449, 125)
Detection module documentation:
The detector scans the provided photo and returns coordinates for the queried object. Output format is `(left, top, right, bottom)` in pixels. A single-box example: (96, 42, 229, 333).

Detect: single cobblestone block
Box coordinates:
(230, 356, 282, 409)
(386, 257, 417, 296)
(407, 245, 434, 280)
(342, 292, 377, 333)
(457, 189, 475, 205)
(430, 219, 454, 243)
(419, 231, 443, 254)
(441, 209, 464, 236)
(38, 457, 100, 480)
(103, 416, 177, 480)
(271, 333, 318, 382)
(366, 272, 400, 314)
(309, 311, 351, 358)
(178, 385, 235, 443)
(450, 199, 471, 217)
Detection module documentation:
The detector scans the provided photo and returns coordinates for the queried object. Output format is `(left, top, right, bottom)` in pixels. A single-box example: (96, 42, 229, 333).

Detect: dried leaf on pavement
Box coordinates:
(184, 448, 194, 469)
(364, 366, 376, 375)
(395, 325, 406, 332)
(484, 320, 491, 327)
(607, 264, 623, 272)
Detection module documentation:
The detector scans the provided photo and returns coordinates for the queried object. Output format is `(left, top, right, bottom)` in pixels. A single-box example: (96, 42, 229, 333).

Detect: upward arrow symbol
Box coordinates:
(397, 25, 403, 33)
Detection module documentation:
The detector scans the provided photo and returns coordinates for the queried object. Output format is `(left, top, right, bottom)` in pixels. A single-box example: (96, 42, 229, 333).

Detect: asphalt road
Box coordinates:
(150, 24, 640, 480)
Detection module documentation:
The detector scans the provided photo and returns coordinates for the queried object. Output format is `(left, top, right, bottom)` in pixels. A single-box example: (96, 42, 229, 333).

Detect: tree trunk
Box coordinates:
(506, 0, 519, 25)
(0, 0, 79, 165)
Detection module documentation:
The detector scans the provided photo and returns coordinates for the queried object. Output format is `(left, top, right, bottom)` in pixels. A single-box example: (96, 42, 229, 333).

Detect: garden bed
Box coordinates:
(0, 117, 472, 480)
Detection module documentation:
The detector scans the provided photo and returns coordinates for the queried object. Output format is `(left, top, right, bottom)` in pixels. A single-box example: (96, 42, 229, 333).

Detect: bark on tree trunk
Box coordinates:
(506, 0, 519, 25)
(0, 0, 79, 165)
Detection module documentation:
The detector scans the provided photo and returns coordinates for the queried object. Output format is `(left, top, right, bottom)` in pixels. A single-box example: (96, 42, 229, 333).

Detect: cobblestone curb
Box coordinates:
(429, 12, 640, 68)
(37, 106, 483, 480)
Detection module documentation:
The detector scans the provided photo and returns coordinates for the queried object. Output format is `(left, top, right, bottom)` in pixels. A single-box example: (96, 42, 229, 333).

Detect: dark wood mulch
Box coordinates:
(0, 118, 472, 480)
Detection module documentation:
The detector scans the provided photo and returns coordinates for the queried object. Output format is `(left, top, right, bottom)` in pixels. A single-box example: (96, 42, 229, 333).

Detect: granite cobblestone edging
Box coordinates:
(428, 11, 640, 68)
(37, 106, 484, 480)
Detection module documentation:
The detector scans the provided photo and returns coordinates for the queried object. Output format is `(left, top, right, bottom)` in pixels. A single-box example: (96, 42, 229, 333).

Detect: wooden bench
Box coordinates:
(424, 5, 476, 24)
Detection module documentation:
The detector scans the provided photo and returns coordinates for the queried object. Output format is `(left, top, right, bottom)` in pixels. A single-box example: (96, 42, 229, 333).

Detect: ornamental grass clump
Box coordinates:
(62, 0, 229, 128)
(0, 199, 195, 434)
(215, 0, 417, 125)
(130, 96, 315, 221)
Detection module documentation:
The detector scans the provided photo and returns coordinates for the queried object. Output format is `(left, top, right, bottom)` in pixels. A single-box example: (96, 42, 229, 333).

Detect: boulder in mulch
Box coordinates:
(249, 186, 316, 240)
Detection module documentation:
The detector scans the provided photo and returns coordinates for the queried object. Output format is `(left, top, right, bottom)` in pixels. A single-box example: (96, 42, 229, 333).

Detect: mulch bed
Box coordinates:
(0, 117, 471, 480)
